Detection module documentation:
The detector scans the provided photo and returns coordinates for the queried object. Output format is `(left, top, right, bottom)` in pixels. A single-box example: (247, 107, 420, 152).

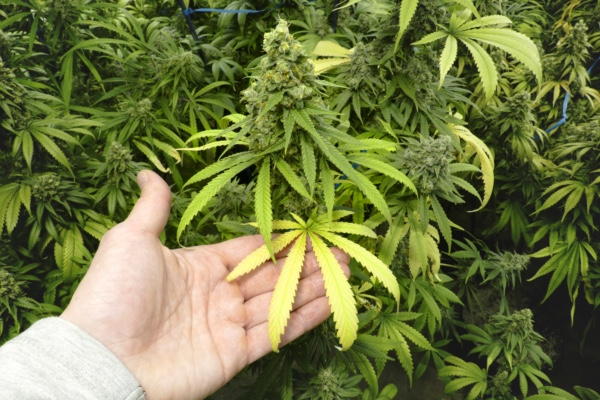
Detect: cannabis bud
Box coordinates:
(491, 308, 535, 339)
(495, 251, 529, 273)
(31, 173, 60, 203)
(504, 91, 532, 123)
(395, 135, 455, 195)
(121, 97, 153, 121)
(558, 20, 591, 57)
(241, 19, 321, 151)
(106, 142, 134, 174)
(0, 269, 22, 299)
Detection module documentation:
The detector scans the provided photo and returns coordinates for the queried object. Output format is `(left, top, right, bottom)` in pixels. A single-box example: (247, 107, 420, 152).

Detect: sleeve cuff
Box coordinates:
(0, 317, 145, 400)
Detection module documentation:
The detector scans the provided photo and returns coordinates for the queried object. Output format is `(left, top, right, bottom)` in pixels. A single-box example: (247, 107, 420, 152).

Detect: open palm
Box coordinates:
(61, 171, 349, 400)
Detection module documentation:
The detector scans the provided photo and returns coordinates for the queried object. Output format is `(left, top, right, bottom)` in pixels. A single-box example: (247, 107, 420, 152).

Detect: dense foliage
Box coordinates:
(1, 0, 599, 398)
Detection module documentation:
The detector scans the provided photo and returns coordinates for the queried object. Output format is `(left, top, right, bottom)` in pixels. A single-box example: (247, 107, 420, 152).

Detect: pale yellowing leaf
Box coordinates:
(133, 140, 170, 173)
(450, 123, 495, 210)
(460, 37, 498, 100)
(318, 231, 400, 302)
(271, 220, 303, 230)
(312, 40, 353, 57)
(323, 222, 377, 238)
(268, 232, 307, 351)
(439, 36, 458, 88)
(314, 58, 352, 75)
(309, 232, 358, 350)
(226, 230, 302, 281)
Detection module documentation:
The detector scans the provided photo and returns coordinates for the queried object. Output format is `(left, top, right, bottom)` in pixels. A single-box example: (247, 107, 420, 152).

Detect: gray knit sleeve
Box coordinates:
(0, 317, 145, 400)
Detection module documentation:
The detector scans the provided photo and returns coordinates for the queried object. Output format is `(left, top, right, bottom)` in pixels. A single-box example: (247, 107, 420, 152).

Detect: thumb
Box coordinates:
(125, 170, 172, 237)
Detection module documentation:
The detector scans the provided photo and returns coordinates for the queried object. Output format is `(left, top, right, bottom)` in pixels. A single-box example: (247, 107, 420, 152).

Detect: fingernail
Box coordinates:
(137, 171, 149, 188)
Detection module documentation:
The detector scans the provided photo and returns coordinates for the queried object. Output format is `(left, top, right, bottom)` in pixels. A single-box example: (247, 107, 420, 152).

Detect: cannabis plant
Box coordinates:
(180, 19, 405, 351)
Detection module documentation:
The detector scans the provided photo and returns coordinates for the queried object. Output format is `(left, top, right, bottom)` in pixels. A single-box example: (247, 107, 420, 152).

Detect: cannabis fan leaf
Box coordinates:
(413, 11, 542, 99)
(226, 211, 400, 351)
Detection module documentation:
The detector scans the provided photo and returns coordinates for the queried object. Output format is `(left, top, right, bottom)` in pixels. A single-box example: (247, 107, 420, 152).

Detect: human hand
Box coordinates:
(60, 170, 349, 400)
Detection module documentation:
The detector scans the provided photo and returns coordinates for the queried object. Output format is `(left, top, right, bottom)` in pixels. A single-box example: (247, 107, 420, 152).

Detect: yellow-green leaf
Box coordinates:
(312, 40, 353, 57)
(450, 123, 495, 210)
(227, 230, 302, 281)
(460, 37, 498, 100)
(318, 231, 400, 302)
(268, 232, 307, 351)
(309, 232, 358, 350)
(409, 228, 428, 278)
(323, 222, 377, 238)
(439, 35, 458, 88)
(134, 139, 170, 173)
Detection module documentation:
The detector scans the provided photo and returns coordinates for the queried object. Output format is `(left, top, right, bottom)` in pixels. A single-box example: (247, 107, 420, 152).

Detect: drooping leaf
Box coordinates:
(301, 135, 317, 194)
(178, 160, 255, 240)
(395, 0, 420, 51)
(409, 227, 429, 278)
(256, 158, 274, 258)
(61, 52, 74, 107)
(380, 214, 409, 265)
(31, 130, 73, 174)
(184, 152, 257, 188)
(323, 222, 377, 238)
(461, 28, 542, 83)
(306, 128, 392, 222)
(320, 159, 335, 221)
(312, 40, 353, 57)
(133, 140, 170, 173)
(347, 154, 417, 195)
(275, 158, 312, 201)
(429, 195, 452, 249)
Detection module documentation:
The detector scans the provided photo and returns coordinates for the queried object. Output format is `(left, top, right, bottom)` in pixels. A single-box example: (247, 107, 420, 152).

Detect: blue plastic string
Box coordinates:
(545, 55, 600, 133)
(183, 3, 285, 16)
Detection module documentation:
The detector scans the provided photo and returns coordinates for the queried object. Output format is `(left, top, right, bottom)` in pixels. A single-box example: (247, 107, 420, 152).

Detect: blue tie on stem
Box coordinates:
(545, 55, 600, 133)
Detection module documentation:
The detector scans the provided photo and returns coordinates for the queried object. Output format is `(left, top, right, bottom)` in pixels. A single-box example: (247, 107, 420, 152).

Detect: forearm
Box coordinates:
(0, 317, 145, 400)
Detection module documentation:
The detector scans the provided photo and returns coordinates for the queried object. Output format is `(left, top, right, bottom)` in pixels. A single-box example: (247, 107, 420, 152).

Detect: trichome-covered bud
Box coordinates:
(106, 142, 134, 174)
(0, 269, 22, 299)
(31, 173, 60, 203)
(395, 135, 455, 195)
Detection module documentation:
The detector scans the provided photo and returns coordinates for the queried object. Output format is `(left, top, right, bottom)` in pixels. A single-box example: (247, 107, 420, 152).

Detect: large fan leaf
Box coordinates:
(306, 129, 392, 222)
(461, 28, 542, 83)
(347, 154, 417, 195)
(177, 160, 255, 240)
(275, 158, 312, 201)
